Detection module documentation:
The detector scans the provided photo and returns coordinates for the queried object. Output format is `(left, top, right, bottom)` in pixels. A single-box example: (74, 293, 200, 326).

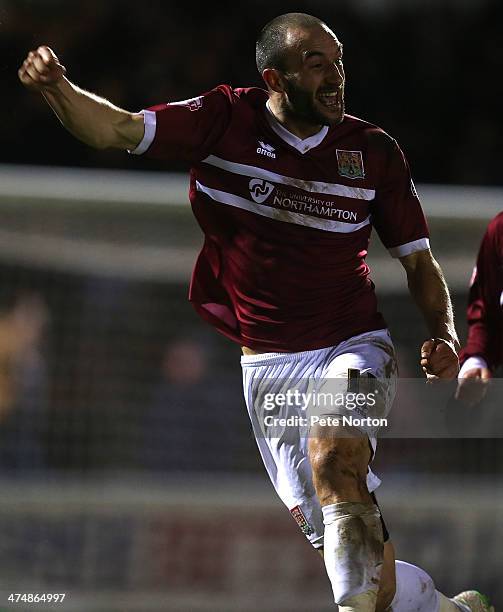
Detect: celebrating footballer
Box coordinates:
(19, 12, 493, 612)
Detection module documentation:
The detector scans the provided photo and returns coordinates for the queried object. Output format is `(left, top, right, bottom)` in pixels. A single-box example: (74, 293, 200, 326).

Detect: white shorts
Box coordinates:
(241, 329, 397, 549)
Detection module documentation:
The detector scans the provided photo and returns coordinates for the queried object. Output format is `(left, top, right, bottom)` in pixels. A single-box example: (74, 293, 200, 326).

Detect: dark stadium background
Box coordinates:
(0, 1, 501, 610)
(2, 0, 502, 184)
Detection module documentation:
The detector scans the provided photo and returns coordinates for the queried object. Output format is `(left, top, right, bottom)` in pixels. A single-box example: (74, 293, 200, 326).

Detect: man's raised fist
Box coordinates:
(18, 46, 66, 91)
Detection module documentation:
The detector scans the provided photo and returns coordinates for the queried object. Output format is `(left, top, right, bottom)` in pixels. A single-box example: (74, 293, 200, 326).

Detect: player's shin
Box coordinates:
(322, 501, 383, 611)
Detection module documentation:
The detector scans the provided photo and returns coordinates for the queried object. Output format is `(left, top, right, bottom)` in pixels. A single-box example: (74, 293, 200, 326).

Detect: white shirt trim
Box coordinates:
(459, 356, 489, 378)
(196, 180, 371, 233)
(265, 100, 329, 154)
(128, 110, 157, 155)
(202, 155, 375, 201)
(388, 238, 430, 258)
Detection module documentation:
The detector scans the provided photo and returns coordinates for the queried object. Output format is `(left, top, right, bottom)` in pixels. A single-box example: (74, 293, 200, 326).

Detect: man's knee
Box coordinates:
(308, 429, 371, 503)
(309, 428, 370, 478)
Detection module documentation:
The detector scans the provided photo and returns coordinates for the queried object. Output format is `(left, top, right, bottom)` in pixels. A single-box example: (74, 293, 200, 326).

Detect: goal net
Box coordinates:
(0, 164, 501, 609)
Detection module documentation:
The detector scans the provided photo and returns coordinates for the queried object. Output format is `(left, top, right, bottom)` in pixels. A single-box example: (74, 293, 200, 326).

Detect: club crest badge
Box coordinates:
(336, 149, 365, 179)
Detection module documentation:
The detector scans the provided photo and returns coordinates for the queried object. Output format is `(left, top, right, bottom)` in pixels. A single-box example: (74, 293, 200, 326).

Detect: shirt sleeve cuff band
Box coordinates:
(128, 110, 156, 155)
(388, 237, 430, 258)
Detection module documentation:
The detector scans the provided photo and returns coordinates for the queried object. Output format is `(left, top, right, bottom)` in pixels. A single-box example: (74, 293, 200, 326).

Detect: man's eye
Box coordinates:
(311, 63, 323, 69)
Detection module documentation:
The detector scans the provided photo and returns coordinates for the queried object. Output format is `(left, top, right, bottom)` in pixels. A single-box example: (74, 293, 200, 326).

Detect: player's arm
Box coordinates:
(371, 134, 458, 380)
(455, 218, 503, 404)
(18, 46, 144, 150)
(399, 248, 460, 380)
(460, 217, 502, 372)
(457, 267, 493, 384)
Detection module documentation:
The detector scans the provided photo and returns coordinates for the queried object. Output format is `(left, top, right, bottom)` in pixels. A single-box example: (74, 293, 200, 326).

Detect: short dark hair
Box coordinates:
(256, 13, 325, 74)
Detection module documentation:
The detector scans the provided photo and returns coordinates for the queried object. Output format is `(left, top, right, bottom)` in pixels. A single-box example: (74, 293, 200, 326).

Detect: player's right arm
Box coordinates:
(18, 46, 144, 151)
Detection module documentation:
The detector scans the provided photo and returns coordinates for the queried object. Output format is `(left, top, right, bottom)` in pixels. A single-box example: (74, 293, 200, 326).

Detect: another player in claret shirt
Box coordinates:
(456, 212, 503, 407)
(19, 12, 493, 612)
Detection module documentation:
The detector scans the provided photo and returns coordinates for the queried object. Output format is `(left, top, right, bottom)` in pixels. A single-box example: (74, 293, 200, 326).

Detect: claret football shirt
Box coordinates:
(131, 85, 430, 352)
(460, 212, 503, 370)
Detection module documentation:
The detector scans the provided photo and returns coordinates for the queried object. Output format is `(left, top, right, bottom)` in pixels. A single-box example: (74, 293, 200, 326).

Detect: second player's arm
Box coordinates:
(18, 46, 144, 150)
(400, 249, 460, 379)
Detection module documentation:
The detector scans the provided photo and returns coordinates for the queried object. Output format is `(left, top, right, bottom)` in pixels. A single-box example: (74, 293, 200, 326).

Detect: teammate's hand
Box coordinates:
(420, 338, 459, 381)
(18, 46, 66, 91)
(454, 367, 492, 406)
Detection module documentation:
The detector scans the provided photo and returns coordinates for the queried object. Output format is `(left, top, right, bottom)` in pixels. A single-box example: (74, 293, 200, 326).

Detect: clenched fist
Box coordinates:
(420, 338, 459, 380)
(18, 46, 66, 91)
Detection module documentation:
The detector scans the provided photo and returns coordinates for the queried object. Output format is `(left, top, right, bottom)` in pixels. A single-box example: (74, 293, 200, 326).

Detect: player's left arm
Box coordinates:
(399, 248, 460, 380)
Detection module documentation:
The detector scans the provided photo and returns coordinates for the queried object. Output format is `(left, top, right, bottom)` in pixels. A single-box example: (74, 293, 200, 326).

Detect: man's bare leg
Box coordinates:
(309, 425, 383, 611)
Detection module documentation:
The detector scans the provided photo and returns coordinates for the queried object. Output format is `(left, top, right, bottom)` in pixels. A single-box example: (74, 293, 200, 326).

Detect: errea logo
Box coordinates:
(257, 141, 276, 159)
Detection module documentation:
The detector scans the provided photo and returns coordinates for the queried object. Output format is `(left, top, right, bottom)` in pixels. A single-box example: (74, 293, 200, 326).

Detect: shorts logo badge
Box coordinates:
(336, 149, 365, 179)
(290, 505, 314, 536)
(249, 179, 274, 204)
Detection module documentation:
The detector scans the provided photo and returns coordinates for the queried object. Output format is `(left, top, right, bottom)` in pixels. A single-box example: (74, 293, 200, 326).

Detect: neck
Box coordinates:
(267, 94, 323, 140)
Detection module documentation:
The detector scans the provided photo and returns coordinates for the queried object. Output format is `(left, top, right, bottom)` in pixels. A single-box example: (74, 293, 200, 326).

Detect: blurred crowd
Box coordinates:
(2, 0, 502, 185)
(0, 290, 48, 469)
(0, 264, 501, 478)
(0, 268, 257, 476)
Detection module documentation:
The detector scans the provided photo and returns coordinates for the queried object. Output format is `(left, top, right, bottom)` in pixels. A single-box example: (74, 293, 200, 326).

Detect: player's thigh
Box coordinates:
(321, 330, 398, 413)
(241, 357, 326, 548)
(324, 329, 397, 380)
(310, 333, 398, 462)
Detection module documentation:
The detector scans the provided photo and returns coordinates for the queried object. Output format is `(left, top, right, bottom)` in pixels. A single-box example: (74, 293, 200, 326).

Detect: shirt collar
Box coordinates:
(265, 99, 329, 154)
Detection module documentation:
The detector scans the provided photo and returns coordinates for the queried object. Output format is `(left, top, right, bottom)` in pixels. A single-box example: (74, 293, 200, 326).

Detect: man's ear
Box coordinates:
(262, 68, 287, 94)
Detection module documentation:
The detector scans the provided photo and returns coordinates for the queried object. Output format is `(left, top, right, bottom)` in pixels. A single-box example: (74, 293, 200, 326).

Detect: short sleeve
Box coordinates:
(371, 138, 430, 258)
(129, 86, 232, 163)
